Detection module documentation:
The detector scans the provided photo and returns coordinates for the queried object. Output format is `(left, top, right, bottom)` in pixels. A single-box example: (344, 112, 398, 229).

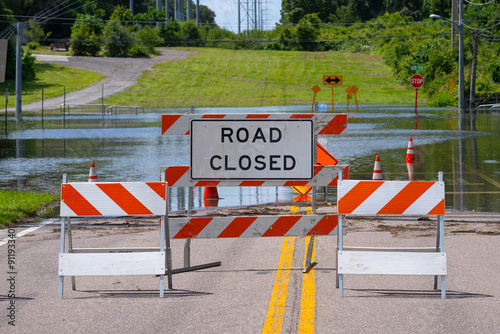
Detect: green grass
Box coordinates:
(0, 62, 105, 109)
(105, 47, 419, 108)
(0, 190, 59, 227)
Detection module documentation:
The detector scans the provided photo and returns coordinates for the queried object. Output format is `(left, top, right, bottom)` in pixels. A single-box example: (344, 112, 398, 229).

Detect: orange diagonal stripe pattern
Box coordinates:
(61, 184, 101, 216)
(377, 182, 434, 215)
(96, 183, 152, 215)
(262, 216, 301, 237)
(318, 114, 347, 135)
(174, 217, 213, 238)
(165, 166, 189, 186)
(161, 114, 181, 134)
(218, 217, 258, 238)
(307, 215, 338, 235)
(338, 181, 384, 214)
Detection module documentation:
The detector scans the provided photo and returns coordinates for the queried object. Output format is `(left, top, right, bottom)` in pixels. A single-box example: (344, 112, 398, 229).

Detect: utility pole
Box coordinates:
(187, 0, 192, 20)
(458, 0, 465, 129)
(451, 0, 458, 49)
(156, 0, 162, 27)
(165, 0, 169, 26)
(15, 22, 22, 122)
(470, 29, 478, 109)
(196, 0, 200, 26)
(130, 0, 133, 16)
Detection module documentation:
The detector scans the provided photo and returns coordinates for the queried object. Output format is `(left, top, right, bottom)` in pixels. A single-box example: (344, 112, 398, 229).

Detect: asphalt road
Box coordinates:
(9, 49, 194, 112)
(0, 211, 499, 333)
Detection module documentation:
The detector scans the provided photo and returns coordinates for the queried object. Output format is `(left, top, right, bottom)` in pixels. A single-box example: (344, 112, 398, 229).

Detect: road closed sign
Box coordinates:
(190, 119, 313, 180)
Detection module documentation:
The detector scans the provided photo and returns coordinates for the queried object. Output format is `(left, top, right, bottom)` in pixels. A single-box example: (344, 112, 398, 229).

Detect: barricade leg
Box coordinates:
(439, 214, 446, 299)
(67, 220, 76, 291)
(166, 219, 173, 291)
(58, 217, 67, 299)
(338, 214, 343, 297)
(303, 236, 317, 273)
(184, 239, 191, 268)
(434, 222, 440, 290)
(336, 235, 339, 289)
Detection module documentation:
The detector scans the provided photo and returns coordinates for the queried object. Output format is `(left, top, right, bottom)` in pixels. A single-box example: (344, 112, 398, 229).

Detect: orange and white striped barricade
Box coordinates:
(160, 165, 348, 188)
(336, 171, 446, 298)
(161, 113, 348, 273)
(161, 113, 348, 136)
(58, 174, 171, 299)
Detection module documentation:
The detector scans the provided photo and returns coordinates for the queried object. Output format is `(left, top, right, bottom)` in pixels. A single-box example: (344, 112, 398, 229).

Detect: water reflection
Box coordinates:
(1, 106, 499, 212)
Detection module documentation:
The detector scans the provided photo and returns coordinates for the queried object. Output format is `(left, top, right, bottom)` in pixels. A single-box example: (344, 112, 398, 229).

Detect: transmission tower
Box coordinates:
(238, 0, 270, 33)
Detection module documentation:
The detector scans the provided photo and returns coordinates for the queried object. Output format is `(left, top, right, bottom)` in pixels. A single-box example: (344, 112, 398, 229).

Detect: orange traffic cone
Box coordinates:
(406, 138, 415, 181)
(203, 186, 219, 199)
(88, 162, 97, 182)
(203, 187, 219, 207)
(372, 155, 383, 180)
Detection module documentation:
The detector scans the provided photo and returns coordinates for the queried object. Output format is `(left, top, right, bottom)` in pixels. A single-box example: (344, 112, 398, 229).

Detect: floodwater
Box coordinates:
(1, 105, 499, 213)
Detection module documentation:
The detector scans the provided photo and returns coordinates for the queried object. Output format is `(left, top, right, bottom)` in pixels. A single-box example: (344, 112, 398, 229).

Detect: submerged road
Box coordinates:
(0, 211, 499, 333)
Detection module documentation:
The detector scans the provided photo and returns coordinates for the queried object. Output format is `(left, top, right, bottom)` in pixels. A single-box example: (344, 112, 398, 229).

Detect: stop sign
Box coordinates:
(410, 74, 424, 89)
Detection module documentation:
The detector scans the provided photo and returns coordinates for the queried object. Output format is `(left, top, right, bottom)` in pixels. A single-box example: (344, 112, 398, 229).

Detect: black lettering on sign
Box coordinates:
(284, 155, 296, 170)
(210, 155, 222, 170)
(221, 128, 233, 143)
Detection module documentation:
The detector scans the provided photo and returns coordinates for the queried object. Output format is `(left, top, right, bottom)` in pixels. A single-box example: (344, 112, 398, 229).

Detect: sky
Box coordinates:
(200, 0, 282, 32)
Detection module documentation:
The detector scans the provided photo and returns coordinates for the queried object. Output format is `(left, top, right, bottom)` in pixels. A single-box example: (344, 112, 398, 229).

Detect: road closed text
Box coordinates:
(190, 119, 313, 180)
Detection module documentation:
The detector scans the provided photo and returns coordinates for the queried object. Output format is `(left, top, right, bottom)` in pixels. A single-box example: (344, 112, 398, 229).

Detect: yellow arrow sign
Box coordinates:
(323, 75, 342, 85)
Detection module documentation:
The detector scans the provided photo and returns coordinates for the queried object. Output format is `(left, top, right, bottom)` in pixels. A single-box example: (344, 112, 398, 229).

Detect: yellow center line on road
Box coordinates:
(262, 236, 295, 334)
(298, 236, 316, 334)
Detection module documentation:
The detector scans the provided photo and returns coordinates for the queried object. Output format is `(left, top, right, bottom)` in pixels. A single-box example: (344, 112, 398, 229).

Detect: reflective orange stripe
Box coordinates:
(174, 217, 213, 238)
(307, 215, 338, 235)
(262, 216, 301, 237)
(218, 217, 258, 238)
(61, 184, 101, 216)
(96, 183, 152, 215)
(338, 181, 383, 214)
(377, 182, 433, 215)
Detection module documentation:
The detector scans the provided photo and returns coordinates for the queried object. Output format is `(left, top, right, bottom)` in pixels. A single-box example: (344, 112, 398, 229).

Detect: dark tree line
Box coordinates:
(280, 0, 452, 23)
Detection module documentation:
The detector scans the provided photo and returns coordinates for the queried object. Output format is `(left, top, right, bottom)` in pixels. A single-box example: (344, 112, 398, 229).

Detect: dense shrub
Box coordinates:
(102, 20, 134, 57)
(70, 24, 101, 56)
(135, 26, 160, 55)
(22, 50, 36, 80)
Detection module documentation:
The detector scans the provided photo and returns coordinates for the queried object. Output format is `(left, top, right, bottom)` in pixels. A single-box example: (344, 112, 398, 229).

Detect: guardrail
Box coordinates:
(60, 103, 108, 115)
(60, 104, 145, 116)
(106, 105, 145, 115)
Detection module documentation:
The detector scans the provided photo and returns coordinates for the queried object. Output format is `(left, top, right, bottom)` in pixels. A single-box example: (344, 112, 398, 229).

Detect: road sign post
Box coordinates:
(410, 74, 424, 116)
(323, 76, 342, 112)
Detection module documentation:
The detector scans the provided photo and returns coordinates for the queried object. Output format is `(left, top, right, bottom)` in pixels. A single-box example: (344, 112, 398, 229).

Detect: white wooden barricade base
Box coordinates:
(58, 179, 170, 299)
(336, 174, 446, 298)
(338, 251, 446, 275)
(59, 252, 166, 276)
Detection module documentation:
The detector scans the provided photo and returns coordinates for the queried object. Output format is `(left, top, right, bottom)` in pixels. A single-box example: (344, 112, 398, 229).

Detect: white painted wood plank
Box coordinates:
(59, 252, 165, 276)
(71, 247, 161, 253)
(341, 247, 437, 252)
(338, 251, 446, 275)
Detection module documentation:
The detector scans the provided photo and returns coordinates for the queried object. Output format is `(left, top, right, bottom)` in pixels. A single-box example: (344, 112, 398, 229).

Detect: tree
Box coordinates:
(102, 19, 133, 56)
(296, 13, 321, 50)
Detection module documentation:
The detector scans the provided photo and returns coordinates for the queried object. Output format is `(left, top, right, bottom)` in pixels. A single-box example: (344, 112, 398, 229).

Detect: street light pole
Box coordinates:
(430, 2, 466, 130)
(458, 0, 465, 130)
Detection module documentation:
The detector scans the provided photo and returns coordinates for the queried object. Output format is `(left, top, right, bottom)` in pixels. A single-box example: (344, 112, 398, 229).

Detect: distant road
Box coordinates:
(8, 48, 194, 112)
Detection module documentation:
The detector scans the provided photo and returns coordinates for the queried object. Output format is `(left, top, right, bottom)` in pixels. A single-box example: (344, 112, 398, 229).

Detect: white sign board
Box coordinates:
(190, 119, 313, 180)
